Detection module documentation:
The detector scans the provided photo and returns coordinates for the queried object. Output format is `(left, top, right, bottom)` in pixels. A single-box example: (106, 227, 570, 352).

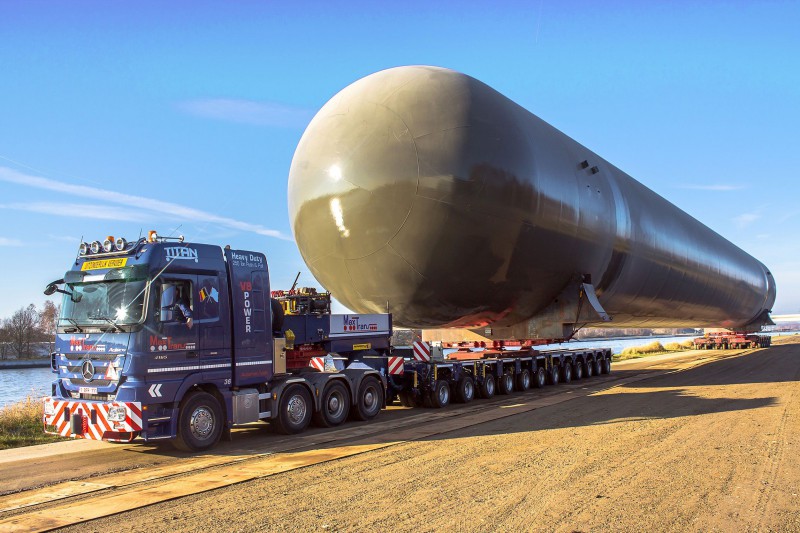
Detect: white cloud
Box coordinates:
(0, 202, 152, 222)
(734, 211, 761, 228)
(677, 184, 745, 191)
(178, 98, 314, 128)
(0, 167, 291, 240)
(0, 237, 22, 246)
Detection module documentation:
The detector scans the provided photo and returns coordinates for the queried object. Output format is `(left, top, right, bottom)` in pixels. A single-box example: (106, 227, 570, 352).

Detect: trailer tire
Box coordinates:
(601, 358, 610, 374)
(535, 367, 546, 388)
(313, 381, 350, 428)
(498, 373, 514, 395)
(573, 362, 583, 380)
(480, 375, 496, 399)
(352, 376, 383, 421)
(593, 359, 602, 376)
(173, 391, 223, 452)
(516, 369, 531, 391)
(398, 391, 414, 407)
(275, 384, 313, 434)
(584, 361, 593, 378)
(561, 363, 572, 384)
(430, 380, 451, 408)
(455, 377, 475, 403)
(549, 366, 559, 386)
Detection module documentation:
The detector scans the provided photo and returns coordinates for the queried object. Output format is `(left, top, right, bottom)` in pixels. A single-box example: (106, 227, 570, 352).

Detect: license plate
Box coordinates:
(79, 387, 98, 395)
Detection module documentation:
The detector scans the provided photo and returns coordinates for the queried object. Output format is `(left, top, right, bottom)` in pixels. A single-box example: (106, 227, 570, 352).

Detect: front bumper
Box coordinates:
(43, 397, 142, 442)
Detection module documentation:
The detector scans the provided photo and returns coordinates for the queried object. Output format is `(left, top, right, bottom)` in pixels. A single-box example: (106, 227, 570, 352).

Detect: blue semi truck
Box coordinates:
(43, 231, 612, 451)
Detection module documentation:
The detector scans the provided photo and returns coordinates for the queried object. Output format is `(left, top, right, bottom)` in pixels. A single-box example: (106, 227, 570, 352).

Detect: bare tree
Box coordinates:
(39, 300, 61, 351)
(7, 304, 41, 357)
(0, 319, 10, 360)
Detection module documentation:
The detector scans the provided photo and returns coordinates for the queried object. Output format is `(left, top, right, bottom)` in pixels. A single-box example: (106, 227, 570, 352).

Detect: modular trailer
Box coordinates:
(43, 233, 611, 452)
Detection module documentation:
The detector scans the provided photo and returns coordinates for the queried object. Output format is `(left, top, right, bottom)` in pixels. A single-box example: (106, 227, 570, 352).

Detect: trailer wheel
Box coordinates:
(583, 361, 593, 378)
(535, 367, 546, 388)
(561, 363, 572, 384)
(353, 376, 383, 421)
(398, 391, 415, 407)
(455, 377, 475, 403)
(600, 359, 610, 374)
(313, 381, 350, 428)
(573, 362, 583, 380)
(480, 374, 496, 399)
(430, 380, 451, 408)
(516, 369, 531, 391)
(593, 359, 602, 376)
(498, 373, 514, 395)
(174, 391, 223, 452)
(548, 366, 559, 386)
(275, 384, 313, 434)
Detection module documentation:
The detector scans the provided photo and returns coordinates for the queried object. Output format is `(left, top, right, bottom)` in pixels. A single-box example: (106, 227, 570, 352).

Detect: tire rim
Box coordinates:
(363, 385, 377, 411)
(287, 394, 307, 424)
(465, 381, 474, 399)
(327, 391, 344, 418)
(438, 385, 449, 404)
(190, 406, 214, 439)
(486, 379, 495, 394)
(505, 375, 513, 390)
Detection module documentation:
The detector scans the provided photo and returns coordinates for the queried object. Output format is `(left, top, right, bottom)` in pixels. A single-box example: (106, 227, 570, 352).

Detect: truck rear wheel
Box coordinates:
(516, 370, 531, 391)
(455, 377, 475, 403)
(313, 381, 350, 428)
(573, 361, 583, 380)
(583, 361, 593, 378)
(498, 373, 514, 395)
(275, 384, 313, 434)
(174, 391, 223, 452)
(353, 376, 383, 421)
(430, 380, 451, 408)
(535, 367, 546, 388)
(480, 374, 496, 399)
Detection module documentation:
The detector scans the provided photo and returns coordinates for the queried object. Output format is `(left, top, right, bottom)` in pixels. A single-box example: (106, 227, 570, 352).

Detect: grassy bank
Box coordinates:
(613, 340, 694, 362)
(0, 395, 65, 450)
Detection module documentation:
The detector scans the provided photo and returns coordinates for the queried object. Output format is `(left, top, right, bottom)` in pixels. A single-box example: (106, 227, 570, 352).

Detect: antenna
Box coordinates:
(290, 272, 301, 291)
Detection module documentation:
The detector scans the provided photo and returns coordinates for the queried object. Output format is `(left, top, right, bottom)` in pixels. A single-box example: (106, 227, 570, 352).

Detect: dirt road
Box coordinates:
(3, 338, 799, 532)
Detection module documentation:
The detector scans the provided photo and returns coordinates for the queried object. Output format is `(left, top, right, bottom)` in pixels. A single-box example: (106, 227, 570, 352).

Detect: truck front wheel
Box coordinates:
(276, 385, 313, 434)
(174, 391, 223, 452)
(353, 376, 383, 421)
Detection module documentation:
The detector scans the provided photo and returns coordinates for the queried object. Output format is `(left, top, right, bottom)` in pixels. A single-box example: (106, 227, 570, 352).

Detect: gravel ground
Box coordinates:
(58, 337, 800, 532)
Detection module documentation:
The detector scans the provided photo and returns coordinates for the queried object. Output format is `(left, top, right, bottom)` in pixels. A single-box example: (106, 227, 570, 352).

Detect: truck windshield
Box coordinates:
(59, 276, 149, 328)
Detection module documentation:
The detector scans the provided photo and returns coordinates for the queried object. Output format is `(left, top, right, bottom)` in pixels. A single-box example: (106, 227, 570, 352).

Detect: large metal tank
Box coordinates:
(288, 66, 775, 338)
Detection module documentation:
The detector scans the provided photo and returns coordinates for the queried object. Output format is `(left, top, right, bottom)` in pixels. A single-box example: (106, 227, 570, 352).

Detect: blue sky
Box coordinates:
(1, 0, 798, 319)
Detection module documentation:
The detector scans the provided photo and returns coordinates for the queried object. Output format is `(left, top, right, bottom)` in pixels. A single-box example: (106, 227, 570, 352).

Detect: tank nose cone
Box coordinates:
(289, 66, 454, 317)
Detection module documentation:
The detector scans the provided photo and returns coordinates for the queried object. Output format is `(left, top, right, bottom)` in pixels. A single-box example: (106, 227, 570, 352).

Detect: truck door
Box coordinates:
(152, 276, 200, 378)
(224, 249, 273, 387)
(195, 273, 231, 383)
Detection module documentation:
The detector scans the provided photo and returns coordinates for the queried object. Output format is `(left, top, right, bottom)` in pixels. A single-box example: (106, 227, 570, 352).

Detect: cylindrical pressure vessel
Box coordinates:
(288, 66, 775, 334)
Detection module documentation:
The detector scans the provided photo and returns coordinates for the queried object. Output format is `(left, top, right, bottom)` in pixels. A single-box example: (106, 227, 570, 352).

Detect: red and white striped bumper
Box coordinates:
(43, 398, 142, 442)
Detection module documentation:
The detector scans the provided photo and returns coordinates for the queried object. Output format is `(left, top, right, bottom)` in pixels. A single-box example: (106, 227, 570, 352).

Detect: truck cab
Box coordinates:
(43, 232, 392, 451)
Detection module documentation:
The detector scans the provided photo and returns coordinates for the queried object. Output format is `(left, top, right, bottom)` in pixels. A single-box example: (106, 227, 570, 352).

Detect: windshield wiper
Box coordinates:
(61, 317, 83, 333)
(88, 315, 124, 332)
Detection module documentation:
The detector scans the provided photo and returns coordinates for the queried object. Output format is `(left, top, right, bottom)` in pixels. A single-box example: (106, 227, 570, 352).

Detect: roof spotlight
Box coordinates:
(102, 237, 114, 253)
(148, 230, 158, 243)
(90, 241, 101, 254)
(115, 237, 127, 251)
(79, 242, 90, 255)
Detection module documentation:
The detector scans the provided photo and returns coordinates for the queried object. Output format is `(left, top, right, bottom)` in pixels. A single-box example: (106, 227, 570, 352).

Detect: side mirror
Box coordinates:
(160, 284, 176, 322)
(44, 284, 57, 296)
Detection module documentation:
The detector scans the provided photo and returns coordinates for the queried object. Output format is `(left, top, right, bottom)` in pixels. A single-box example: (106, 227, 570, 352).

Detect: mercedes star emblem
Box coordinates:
(81, 360, 95, 381)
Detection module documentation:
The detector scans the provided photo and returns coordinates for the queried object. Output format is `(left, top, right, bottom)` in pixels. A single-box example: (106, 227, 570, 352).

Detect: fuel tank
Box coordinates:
(288, 66, 776, 338)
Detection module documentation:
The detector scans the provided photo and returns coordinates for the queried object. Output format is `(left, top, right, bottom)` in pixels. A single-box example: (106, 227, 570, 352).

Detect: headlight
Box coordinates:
(44, 401, 55, 416)
(108, 406, 127, 422)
